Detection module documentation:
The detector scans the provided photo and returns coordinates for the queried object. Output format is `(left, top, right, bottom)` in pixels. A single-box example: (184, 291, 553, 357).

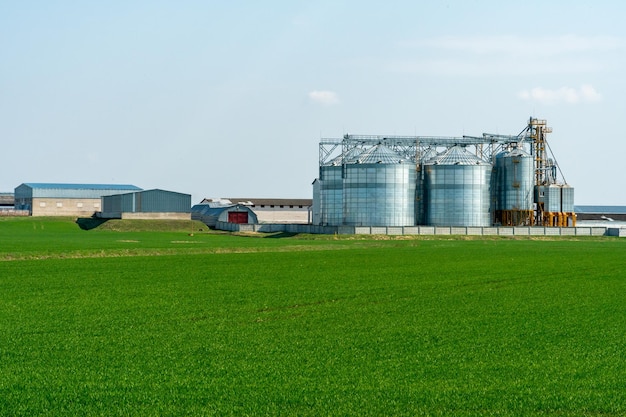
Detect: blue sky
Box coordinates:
(2, 1, 625, 204)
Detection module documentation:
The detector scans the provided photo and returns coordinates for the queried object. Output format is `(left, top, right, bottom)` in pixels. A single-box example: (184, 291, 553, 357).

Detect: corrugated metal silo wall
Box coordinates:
(535, 186, 562, 212)
(312, 180, 321, 225)
(501, 152, 534, 211)
(424, 164, 492, 227)
(319, 166, 343, 226)
(343, 163, 416, 227)
(561, 186, 575, 212)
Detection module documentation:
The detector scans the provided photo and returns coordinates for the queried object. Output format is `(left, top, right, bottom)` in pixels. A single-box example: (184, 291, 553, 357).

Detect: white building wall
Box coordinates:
(252, 207, 311, 224)
(29, 198, 101, 216)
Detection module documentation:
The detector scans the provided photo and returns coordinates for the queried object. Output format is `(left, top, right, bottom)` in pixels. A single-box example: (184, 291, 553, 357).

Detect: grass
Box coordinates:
(0, 218, 625, 416)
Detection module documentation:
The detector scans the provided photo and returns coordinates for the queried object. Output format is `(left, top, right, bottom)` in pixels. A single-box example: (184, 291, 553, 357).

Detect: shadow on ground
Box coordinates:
(76, 217, 109, 230)
(264, 232, 299, 238)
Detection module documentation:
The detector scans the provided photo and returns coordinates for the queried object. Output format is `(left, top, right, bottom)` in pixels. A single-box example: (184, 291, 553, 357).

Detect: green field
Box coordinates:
(1, 217, 625, 416)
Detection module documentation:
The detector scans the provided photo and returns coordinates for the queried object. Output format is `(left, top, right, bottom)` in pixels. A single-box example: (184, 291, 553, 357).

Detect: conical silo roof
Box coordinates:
(420, 147, 437, 162)
(325, 147, 364, 166)
(352, 143, 405, 164)
(506, 147, 531, 158)
(426, 146, 489, 165)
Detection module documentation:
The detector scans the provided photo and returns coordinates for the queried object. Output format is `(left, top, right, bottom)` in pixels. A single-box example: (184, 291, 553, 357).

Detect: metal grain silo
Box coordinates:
(535, 184, 562, 226)
(319, 160, 345, 226)
(318, 147, 363, 226)
(494, 147, 534, 226)
(423, 146, 492, 227)
(535, 184, 561, 213)
(560, 185, 576, 227)
(343, 143, 416, 226)
(560, 185, 574, 213)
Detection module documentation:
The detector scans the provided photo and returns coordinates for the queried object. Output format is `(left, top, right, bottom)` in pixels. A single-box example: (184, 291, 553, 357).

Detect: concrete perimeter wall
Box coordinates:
(0, 209, 29, 217)
(215, 222, 617, 237)
(121, 212, 191, 220)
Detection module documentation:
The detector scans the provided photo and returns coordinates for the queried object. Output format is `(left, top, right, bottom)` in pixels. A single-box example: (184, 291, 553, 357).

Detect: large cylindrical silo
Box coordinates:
(423, 146, 492, 227)
(319, 163, 343, 226)
(318, 147, 364, 226)
(343, 143, 416, 226)
(494, 147, 534, 225)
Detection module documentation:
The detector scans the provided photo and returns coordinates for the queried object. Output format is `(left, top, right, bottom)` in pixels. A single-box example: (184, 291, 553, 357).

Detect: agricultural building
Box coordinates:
(0, 192, 27, 216)
(14, 183, 142, 216)
(314, 118, 576, 228)
(99, 189, 191, 220)
(0, 192, 14, 208)
(200, 198, 312, 224)
(422, 146, 492, 227)
(191, 201, 258, 228)
(574, 206, 626, 222)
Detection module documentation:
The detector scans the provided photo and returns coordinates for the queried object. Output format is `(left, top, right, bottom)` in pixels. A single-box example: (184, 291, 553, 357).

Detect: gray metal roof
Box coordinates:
(15, 183, 144, 200)
(105, 188, 190, 198)
(204, 198, 312, 207)
(21, 183, 142, 190)
(575, 206, 626, 214)
(350, 143, 405, 164)
(425, 146, 489, 165)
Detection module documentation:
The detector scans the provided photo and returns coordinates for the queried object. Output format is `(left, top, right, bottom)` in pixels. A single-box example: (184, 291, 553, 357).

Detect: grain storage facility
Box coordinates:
(14, 183, 142, 216)
(422, 146, 491, 227)
(317, 151, 349, 226)
(493, 147, 535, 226)
(342, 143, 416, 226)
(100, 189, 191, 219)
(313, 118, 575, 228)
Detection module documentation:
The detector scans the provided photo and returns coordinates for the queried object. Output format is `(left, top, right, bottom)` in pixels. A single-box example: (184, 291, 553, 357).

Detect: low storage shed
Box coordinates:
(217, 205, 258, 224)
(201, 198, 312, 224)
(100, 189, 191, 219)
(0, 192, 14, 208)
(191, 203, 258, 228)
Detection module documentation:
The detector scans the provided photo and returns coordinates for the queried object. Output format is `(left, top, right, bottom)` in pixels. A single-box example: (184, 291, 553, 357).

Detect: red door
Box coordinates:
(228, 211, 248, 224)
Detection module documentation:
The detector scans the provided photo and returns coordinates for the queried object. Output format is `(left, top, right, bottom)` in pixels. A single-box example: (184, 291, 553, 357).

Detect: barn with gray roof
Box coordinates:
(14, 183, 142, 216)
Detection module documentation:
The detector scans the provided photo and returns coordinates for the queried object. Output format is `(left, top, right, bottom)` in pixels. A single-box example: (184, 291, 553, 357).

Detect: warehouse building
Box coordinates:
(14, 183, 142, 216)
(0, 192, 14, 208)
(0, 192, 27, 216)
(574, 206, 626, 222)
(191, 200, 258, 228)
(99, 189, 191, 219)
(199, 198, 312, 224)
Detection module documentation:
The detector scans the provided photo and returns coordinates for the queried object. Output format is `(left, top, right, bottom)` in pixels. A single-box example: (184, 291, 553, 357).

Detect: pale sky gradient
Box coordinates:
(2, 1, 625, 204)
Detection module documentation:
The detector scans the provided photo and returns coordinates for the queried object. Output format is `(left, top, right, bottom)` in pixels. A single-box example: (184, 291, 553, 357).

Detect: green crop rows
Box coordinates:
(1, 217, 625, 416)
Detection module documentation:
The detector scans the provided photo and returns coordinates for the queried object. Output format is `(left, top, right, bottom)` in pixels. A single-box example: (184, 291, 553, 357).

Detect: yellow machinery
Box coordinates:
(528, 118, 576, 227)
